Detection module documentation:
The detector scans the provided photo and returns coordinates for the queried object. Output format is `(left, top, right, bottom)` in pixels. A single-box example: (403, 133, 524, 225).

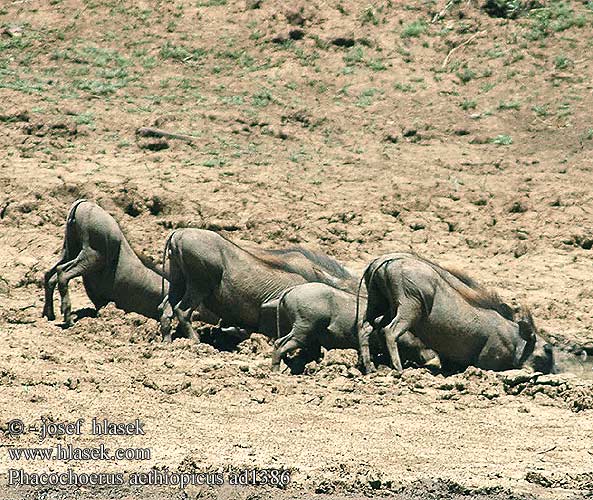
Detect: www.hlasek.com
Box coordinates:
(5, 417, 291, 489)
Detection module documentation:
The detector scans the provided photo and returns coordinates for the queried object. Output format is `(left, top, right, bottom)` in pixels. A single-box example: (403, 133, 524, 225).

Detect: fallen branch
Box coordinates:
(537, 445, 557, 454)
(432, 0, 458, 23)
(136, 127, 196, 144)
(442, 31, 485, 69)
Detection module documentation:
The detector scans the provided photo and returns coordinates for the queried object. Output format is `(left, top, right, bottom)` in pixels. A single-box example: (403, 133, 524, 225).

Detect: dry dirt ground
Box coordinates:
(1, 0, 593, 498)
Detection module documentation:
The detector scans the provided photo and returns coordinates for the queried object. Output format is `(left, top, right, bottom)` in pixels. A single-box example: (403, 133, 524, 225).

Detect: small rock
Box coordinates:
(251, 393, 266, 404)
(402, 128, 417, 137)
(513, 242, 528, 258)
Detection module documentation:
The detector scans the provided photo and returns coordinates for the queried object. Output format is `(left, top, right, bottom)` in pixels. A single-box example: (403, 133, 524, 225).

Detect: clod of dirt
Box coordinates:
(205, 219, 243, 231)
(139, 139, 169, 151)
(564, 386, 593, 412)
(384, 131, 399, 143)
(265, 125, 290, 139)
(112, 184, 146, 217)
(0, 368, 16, 385)
(0, 109, 29, 123)
(64, 377, 80, 390)
(321, 348, 358, 368)
(469, 135, 490, 144)
(509, 200, 528, 213)
(402, 127, 417, 137)
(498, 369, 539, 387)
(314, 480, 335, 494)
(236, 333, 273, 355)
(525, 470, 593, 490)
(285, 7, 306, 26)
(563, 234, 593, 250)
(524, 471, 554, 488)
(395, 478, 535, 499)
(282, 110, 311, 127)
(483, 0, 532, 19)
(145, 194, 179, 216)
(1, 24, 24, 37)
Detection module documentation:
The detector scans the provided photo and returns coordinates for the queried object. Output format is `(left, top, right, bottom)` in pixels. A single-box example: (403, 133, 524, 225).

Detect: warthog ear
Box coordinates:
(518, 319, 535, 342)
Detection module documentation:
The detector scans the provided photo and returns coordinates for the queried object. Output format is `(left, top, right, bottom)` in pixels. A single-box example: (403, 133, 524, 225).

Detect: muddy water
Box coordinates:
(555, 350, 593, 380)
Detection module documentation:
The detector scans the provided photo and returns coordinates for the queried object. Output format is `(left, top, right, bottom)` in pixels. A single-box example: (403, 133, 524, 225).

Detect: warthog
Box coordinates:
(270, 282, 440, 373)
(43, 199, 167, 326)
(357, 253, 555, 374)
(160, 228, 356, 342)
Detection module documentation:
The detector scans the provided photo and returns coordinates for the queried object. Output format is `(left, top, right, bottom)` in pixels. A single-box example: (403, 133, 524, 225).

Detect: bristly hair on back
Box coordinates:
(438, 265, 515, 320)
(265, 246, 353, 280)
(215, 231, 353, 280)
(411, 255, 515, 321)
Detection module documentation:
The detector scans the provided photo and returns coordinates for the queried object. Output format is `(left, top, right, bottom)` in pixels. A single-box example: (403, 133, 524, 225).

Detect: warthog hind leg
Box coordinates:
(383, 300, 421, 372)
(173, 289, 198, 341)
(358, 321, 377, 374)
(159, 298, 174, 342)
(56, 249, 102, 327)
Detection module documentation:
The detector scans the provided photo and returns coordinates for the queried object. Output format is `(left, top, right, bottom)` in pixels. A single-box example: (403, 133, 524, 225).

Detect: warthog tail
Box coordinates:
(63, 198, 88, 258)
(161, 230, 178, 302)
(275, 286, 298, 341)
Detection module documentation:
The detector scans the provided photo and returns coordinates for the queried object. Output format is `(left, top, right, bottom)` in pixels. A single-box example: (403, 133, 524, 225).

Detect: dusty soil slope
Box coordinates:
(1, 0, 593, 498)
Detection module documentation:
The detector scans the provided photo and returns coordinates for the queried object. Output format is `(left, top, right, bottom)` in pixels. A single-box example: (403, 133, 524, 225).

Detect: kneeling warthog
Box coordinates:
(271, 282, 440, 373)
(161, 228, 356, 342)
(358, 253, 555, 374)
(43, 199, 167, 325)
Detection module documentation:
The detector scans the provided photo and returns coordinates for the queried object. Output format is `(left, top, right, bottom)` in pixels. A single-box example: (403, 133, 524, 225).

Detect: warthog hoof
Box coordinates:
(42, 308, 55, 321)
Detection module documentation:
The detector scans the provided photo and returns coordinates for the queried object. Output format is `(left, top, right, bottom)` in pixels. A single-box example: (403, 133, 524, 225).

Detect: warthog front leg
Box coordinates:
(43, 248, 68, 321)
(56, 249, 102, 327)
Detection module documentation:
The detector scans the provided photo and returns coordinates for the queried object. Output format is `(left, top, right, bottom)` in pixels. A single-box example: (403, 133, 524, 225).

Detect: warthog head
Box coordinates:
(516, 308, 555, 374)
